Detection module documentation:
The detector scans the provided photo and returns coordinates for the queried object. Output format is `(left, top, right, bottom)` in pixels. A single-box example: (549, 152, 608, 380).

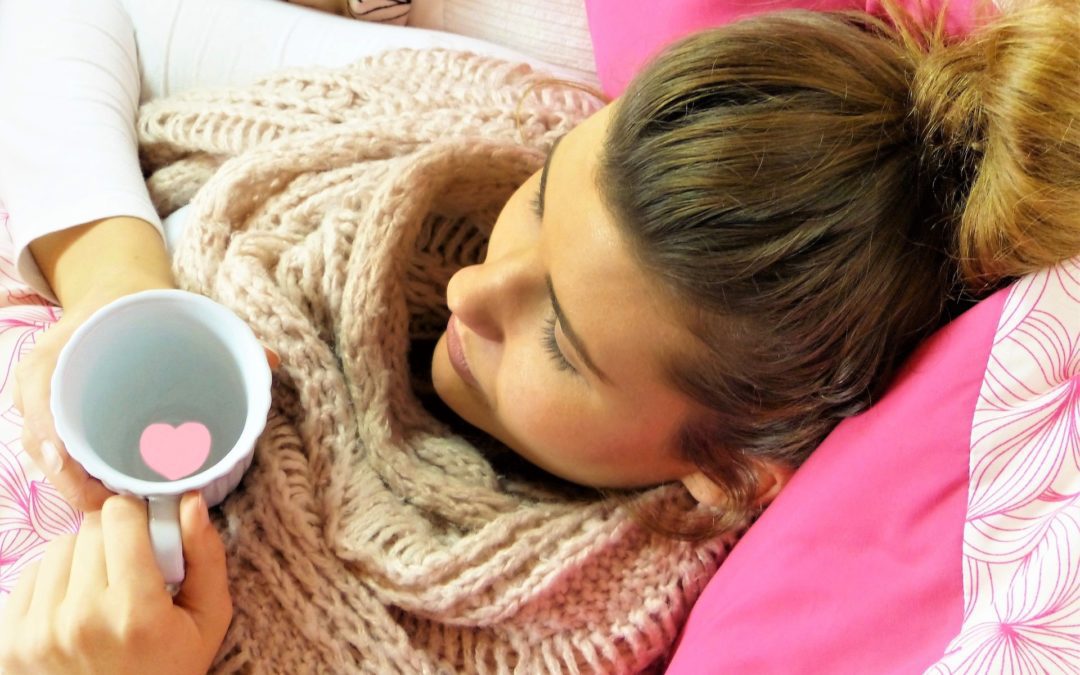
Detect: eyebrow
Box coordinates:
(536, 134, 564, 217)
(546, 275, 612, 384)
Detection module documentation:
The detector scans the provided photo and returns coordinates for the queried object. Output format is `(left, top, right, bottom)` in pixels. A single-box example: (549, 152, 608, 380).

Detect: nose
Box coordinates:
(446, 249, 540, 342)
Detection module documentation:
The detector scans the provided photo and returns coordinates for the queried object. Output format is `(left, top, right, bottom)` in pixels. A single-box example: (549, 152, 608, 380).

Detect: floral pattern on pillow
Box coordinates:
(928, 259, 1080, 673)
(0, 209, 80, 603)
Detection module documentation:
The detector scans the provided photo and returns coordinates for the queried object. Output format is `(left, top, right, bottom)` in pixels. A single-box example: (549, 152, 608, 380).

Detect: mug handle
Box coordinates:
(148, 495, 184, 595)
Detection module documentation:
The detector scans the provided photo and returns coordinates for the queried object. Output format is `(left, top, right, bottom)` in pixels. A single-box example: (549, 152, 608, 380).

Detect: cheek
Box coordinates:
(495, 354, 572, 436)
(492, 351, 617, 470)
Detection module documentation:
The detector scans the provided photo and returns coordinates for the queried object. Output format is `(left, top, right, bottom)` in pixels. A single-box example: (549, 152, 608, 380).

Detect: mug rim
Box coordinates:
(50, 289, 272, 496)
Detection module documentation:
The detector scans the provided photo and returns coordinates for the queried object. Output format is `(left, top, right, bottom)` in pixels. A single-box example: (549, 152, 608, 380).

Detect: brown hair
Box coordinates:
(601, 1, 1080, 536)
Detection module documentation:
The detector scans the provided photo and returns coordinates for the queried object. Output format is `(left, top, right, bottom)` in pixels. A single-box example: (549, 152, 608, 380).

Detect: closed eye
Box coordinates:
(541, 313, 578, 375)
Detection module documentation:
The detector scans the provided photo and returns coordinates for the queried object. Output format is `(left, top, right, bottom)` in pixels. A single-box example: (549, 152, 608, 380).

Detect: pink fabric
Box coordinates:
(0, 208, 80, 602)
(666, 288, 1007, 674)
(667, 258, 1080, 672)
(584, 0, 986, 97)
(928, 260, 1080, 672)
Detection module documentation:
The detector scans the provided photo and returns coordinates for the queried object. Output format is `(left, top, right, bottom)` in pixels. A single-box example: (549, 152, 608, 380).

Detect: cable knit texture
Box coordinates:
(136, 49, 731, 674)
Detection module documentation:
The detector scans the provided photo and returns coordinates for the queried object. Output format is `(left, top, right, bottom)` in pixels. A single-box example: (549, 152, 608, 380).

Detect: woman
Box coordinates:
(2, 0, 1079, 672)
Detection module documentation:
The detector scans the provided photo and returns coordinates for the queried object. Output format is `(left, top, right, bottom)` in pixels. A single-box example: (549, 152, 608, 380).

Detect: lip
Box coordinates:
(446, 314, 481, 390)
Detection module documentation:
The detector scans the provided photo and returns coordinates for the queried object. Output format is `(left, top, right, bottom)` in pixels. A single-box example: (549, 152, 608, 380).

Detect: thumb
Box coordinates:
(174, 492, 233, 641)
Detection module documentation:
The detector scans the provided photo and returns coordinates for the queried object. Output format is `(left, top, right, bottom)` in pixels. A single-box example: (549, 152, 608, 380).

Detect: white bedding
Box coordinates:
(0, 0, 591, 302)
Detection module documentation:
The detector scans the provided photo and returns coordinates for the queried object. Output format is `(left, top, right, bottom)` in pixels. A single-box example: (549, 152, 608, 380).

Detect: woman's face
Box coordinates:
(431, 105, 706, 491)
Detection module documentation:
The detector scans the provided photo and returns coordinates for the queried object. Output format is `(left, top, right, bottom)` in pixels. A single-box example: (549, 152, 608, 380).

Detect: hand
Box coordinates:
(0, 493, 232, 675)
(13, 285, 281, 512)
(14, 281, 175, 511)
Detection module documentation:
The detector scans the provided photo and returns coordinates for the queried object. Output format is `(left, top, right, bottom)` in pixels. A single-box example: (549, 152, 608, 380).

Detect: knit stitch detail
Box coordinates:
(139, 48, 730, 674)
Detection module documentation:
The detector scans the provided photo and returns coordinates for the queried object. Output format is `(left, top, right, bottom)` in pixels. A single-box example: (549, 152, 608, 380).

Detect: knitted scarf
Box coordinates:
(138, 49, 729, 674)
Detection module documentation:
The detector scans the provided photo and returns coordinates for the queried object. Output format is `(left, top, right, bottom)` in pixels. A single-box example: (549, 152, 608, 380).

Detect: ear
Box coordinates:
(751, 460, 792, 506)
(680, 460, 793, 508)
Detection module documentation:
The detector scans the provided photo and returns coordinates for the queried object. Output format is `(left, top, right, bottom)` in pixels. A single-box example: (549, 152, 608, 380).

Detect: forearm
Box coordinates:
(30, 216, 175, 309)
(0, 0, 170, 302)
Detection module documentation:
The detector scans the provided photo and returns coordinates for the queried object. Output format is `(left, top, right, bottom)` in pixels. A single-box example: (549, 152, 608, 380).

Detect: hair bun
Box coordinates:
(906, 0, 1080, 288)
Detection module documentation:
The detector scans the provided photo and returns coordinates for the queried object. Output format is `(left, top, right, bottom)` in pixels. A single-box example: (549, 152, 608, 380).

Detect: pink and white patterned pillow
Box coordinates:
(929, 262, 1080, 672)
(0, 208, 80, 603)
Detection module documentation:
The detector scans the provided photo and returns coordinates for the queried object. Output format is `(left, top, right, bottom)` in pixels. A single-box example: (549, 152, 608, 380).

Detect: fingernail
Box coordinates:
(264, 345, 281, 370)
(194, 492, 209, 526)
(40, 440, 64, 475)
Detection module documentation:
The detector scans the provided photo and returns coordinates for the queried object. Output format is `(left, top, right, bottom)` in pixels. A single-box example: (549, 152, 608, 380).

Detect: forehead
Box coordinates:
(542, 106, 692, 387)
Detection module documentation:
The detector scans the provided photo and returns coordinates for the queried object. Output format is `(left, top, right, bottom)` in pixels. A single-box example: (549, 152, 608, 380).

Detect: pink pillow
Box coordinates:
(581, 4, 1028, 670)
(665, 287, 1008, 673)
(584, 0, 985, 97)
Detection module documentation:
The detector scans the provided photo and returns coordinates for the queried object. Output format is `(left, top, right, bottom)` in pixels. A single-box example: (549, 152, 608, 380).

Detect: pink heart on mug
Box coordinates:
(139, 422, 212, 481)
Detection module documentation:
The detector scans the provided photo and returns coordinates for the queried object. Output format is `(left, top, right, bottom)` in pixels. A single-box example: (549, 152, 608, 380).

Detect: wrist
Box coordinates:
(65, 271, 177, 317)
(30, 216, 175, 309)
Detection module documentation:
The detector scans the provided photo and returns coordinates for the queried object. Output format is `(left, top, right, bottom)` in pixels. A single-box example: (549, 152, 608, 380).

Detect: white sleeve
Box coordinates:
(0, 0, 162, 302)
(0, 0, 578, 302)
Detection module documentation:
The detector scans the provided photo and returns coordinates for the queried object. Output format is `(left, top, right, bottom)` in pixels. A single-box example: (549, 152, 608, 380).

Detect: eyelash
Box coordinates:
(542, 314, 577, 374)
(530, 188, 543, 219)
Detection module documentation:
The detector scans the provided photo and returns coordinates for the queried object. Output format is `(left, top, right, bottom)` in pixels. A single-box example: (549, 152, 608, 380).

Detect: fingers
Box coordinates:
(100, 496, 165, 598)
(15, 347, 112, 511)
(1, 559, 40, 621)
(27, 533, 76, 614)
(0, 559, 39, 672)
(66, 511, 107, 598)
(32, 438, 112, 512)
(174, 492, 233, 641)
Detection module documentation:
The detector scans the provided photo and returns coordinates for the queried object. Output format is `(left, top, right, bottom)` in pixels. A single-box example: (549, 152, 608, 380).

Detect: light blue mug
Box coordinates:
(50, 290, 272, 592)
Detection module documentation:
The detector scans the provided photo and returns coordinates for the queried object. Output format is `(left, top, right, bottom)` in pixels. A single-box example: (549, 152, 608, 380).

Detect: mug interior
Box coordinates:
(56, 299, 249, 483)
